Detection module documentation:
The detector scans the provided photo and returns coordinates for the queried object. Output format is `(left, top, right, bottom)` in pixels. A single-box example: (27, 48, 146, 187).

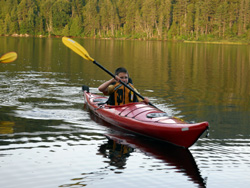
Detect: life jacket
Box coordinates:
(107, 82, 139, 105)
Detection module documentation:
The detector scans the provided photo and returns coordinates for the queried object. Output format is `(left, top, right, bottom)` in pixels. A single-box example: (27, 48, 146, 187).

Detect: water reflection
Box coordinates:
(61, 133, 206, 188)
(105, 134, 206, 188)
(1, 36, 250, 128)
(1, 36, 250, 187)
(0, 121, 14, 134)
(98, 138, 134, 170)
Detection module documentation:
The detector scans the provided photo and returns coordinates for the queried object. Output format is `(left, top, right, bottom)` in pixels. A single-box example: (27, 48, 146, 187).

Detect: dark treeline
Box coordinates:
(0, 0, 250, 42)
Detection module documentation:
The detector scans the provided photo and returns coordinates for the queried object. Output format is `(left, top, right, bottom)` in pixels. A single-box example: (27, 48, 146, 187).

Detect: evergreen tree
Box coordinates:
(41, 0, 54, 36)
(124, 1, 137, 36)
(157, 0, 172, 39)
(17, 0, 39, 34)
(215, 1, 228, 38)
(98, 0, 119, 37)
(10, 6, 20, 34)
(51, 0, 71, 35)
(71, 0, 84, 18)
(83, 0, 99, 37)
(0, 0, 249, 41)
(227, 0, 238, 37)
(141, 0, 156, 39)
(69, 15, 83, 36)
(186, 3, 195, 37)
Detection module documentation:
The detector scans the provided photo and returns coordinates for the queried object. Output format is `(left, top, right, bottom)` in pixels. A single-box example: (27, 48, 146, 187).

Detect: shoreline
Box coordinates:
(183, 40, 249, 45)
(2, 33, 249, 45)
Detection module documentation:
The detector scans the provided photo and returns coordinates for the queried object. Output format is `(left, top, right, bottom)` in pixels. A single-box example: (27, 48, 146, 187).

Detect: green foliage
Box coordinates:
(0, 0, 249, 42)
(69, 16, 83, 36)
(51, 0, 71, 34)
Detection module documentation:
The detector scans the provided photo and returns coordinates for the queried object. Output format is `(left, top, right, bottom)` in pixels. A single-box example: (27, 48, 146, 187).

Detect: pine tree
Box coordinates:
(215, 1, 228, 38)
(141, 0, 156, 39)
(41, 0, 54, 36)
(158, 0, 172, 39)
(69, 16, 83, 36)
(83, 0, 99, 37)
(0, 0, 249, 41)
(51, 0, 71, 35)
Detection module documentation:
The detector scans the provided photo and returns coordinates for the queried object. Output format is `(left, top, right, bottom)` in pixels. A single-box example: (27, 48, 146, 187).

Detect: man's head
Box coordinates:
(115, 67, 128, 75)
(115, 67, 129, 84)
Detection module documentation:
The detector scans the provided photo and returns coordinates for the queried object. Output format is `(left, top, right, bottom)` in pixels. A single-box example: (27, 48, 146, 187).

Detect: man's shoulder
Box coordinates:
(107, 85, 115, 95)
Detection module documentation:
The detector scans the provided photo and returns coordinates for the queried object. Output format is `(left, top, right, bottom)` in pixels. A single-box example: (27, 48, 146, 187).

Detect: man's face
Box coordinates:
(117, 72, 129, 84)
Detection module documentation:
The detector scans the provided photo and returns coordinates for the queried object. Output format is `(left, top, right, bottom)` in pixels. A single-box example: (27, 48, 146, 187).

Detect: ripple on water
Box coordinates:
(190, 138, 250, 186)
(1, 67, 250, 187)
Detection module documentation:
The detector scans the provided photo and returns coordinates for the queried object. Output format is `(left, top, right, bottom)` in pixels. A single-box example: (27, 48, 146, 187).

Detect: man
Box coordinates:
(98, 67, 149, 105)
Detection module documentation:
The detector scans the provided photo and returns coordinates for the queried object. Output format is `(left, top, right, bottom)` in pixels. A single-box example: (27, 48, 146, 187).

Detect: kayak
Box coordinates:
(82, 85, 209, 148)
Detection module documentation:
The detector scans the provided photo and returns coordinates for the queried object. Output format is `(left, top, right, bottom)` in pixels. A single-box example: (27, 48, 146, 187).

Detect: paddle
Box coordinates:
(62, 37, 156, 108)
(0, 52, 17, 63)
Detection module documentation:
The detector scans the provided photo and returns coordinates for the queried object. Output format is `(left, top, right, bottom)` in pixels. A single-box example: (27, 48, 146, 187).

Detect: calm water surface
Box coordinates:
(1, 36, 250, 188)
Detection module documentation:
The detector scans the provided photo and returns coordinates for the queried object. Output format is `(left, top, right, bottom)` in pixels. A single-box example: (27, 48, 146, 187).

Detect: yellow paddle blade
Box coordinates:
(0, 52, 18, 63)
(62, 37, 94, 62)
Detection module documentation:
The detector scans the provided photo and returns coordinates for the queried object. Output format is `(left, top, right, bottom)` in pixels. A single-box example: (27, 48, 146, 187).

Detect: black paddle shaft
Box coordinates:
(93, 60, 157, 108)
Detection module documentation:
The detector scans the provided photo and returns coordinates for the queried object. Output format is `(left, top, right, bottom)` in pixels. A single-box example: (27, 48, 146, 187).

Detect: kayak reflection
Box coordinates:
(100, 133, 207, 188)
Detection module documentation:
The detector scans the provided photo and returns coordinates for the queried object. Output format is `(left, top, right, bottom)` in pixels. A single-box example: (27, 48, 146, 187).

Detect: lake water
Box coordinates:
(1, 36, 250, 188)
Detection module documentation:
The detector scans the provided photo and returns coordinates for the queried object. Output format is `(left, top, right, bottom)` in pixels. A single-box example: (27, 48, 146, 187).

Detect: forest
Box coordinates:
(0, 0, 250, 42)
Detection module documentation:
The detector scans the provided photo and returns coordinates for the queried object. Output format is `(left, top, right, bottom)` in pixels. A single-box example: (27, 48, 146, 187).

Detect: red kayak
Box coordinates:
(82, 85, 209, 148)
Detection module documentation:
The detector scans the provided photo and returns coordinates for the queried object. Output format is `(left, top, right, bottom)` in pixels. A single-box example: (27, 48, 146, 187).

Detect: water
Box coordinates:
(1, 36, 250, 188)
